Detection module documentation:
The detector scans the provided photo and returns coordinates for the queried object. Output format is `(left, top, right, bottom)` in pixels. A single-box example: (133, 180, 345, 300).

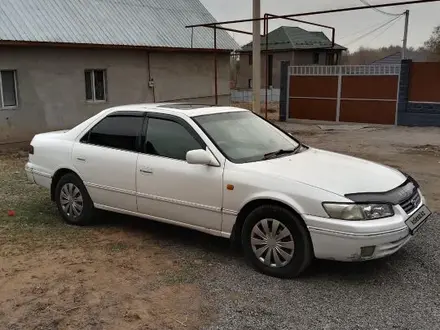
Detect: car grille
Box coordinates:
(399, 190, 421, 214)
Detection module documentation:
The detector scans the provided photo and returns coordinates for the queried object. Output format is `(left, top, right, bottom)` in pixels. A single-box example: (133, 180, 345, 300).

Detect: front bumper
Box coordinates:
(305, 190, 428, 262)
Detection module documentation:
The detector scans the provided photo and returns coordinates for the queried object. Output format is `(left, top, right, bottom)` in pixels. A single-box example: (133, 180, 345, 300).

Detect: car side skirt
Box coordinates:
(94, 203, 232, 239)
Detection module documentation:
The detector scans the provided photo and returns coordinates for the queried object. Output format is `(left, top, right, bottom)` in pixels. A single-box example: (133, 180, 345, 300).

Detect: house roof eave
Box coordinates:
(0, 40, 234, 53)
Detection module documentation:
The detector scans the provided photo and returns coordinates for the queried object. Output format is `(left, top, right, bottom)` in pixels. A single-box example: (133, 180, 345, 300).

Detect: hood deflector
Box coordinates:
(345, 175, 418, 204)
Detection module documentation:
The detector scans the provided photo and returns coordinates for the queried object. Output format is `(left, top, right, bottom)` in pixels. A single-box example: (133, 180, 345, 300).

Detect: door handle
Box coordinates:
(77, 157, 86, 162)
(140, 168, 153, 174)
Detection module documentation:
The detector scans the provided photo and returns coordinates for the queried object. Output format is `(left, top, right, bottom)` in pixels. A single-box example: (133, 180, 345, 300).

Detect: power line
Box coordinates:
(345, 14, 404, 46)
(359, 0, 404, 16)
(362, 14, 404, 44)
(346, 15, 402, 46)
(187, 0, 440, 28)
(338, 16, 399, 40)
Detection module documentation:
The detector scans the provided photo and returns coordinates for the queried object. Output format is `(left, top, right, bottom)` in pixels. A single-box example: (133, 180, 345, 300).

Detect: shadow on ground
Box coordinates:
(89, 210, 408, 282)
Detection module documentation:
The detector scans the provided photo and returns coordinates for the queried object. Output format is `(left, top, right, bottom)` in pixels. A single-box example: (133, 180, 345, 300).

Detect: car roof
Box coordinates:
(106, 103, 249, 117)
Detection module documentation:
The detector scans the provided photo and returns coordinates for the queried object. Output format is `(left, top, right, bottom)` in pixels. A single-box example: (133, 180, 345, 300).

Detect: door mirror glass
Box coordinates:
(186, 149, 213, 165)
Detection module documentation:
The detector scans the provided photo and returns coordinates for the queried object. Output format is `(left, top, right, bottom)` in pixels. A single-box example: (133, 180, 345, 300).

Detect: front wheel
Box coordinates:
(55, 173, 94, 226)
(241, 205, 313, 278)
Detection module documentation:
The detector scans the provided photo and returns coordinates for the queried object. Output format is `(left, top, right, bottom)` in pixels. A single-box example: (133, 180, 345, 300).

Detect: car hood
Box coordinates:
(245, 148, 406, 196)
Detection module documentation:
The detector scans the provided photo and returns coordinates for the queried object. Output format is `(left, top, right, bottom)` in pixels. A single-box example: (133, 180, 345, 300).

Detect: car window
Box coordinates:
(84, 115, 144, 152)
(194, 111, 299, 163)
(145, 118, 203, 161)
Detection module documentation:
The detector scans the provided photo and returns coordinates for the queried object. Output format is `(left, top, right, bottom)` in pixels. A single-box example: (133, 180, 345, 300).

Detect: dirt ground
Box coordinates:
(0, 156, 207, 330)
(1, 121, 439, 329)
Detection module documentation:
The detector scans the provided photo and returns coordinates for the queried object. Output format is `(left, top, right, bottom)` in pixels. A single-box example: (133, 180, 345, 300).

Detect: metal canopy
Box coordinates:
(185, 0, 440, 116)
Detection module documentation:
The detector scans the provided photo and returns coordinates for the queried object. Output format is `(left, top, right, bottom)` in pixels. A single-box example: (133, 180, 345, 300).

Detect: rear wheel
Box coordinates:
(241, 205, 313, 278)
(55, 173, 94, 225)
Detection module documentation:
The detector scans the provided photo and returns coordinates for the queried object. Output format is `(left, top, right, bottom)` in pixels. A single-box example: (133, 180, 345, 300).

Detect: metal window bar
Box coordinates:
(91, 70, 96, 101)
(12, 71, 18, 108)
(0, 71, 3, 108)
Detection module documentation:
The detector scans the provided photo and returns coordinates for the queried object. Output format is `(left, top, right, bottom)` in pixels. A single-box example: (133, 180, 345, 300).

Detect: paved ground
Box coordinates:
(46, 211, 438, 330)
(1, 121, 440, 329)
(171, 214, 440, 330)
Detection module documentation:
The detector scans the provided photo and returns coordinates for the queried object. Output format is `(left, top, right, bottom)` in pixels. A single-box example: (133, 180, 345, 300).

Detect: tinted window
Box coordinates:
(146, 118, 203, 160)
(86, 115, 143, 152)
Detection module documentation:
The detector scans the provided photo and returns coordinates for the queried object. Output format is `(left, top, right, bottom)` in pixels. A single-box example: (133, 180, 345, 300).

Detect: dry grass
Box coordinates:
(0, 154, 207, 330)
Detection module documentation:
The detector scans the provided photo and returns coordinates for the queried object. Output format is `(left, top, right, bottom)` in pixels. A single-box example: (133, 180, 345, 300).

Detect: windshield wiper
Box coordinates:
(263, 142, 303, 160)
(263, 148, 296, 160)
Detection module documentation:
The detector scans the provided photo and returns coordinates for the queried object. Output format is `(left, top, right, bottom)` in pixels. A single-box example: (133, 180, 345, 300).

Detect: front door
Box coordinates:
(136, 115, 223, 231)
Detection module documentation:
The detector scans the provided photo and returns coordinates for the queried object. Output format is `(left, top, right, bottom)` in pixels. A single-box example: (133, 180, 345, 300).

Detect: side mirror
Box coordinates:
(186, 149, 215, 165)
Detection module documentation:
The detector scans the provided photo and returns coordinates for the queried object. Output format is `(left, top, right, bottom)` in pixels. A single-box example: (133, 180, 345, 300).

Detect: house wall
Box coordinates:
(236, 50, 341, 89)
(293, 50, 341, 65)
(237, 52, 294, 90)
(236, 53, 253, 90)
(0, 46, 230, 143)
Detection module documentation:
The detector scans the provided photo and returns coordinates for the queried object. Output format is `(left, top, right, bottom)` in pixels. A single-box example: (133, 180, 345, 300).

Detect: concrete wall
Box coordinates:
(236, 53, 252, 90)
(149, 52, 230, 104)
(236, 50, 341, 89)
(0, 46, 230, 143)
(268, 52, 295, 89)
(237, 52, 294, 90)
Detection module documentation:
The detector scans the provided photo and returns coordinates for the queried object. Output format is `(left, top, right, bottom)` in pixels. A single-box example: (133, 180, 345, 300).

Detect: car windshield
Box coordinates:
(194, 111, 300, 163)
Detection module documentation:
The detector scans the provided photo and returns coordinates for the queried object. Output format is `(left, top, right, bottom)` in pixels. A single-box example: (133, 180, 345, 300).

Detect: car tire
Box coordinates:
(241, 204, 313, 278)
(55, 173, 94, 226)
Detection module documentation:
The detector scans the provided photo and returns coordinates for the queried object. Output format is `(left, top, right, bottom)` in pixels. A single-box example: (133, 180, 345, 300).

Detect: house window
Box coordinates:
(268, 54, 274, 87)
(0, 70, 18, 108)
(313, 53, 320, 65)
(249, 54, 253, 65)
(248, 79, 252, 88)
(85, 69, 107, 102)
(326, 52, 337, 65)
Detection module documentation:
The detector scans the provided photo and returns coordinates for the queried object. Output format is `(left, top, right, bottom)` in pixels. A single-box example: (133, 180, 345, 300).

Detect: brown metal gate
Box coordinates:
(288, 65, 401, 125)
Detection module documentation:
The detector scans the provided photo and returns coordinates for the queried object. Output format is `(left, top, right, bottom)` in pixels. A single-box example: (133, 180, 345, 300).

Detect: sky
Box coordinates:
(199, 0, 440, 52)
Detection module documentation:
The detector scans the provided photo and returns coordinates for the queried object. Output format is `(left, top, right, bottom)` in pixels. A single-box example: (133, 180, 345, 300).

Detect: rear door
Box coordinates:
(72, 111, 145, 212)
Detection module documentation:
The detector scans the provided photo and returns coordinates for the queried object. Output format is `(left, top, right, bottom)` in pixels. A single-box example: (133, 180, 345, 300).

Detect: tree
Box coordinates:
(341, 44, 436, 64)
(424, 25, 440, 55)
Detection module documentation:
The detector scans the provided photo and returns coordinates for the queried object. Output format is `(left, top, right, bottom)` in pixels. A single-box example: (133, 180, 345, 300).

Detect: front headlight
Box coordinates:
(322, 203, 394, 220)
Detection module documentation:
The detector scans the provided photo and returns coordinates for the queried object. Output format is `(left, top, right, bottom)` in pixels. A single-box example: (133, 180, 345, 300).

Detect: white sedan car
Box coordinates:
(26, 104, 431, 278)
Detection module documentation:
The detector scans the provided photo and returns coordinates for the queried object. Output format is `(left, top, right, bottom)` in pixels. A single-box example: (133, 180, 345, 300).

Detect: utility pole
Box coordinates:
(402, 9, 409, 59)
(252, 0, 261, 113)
